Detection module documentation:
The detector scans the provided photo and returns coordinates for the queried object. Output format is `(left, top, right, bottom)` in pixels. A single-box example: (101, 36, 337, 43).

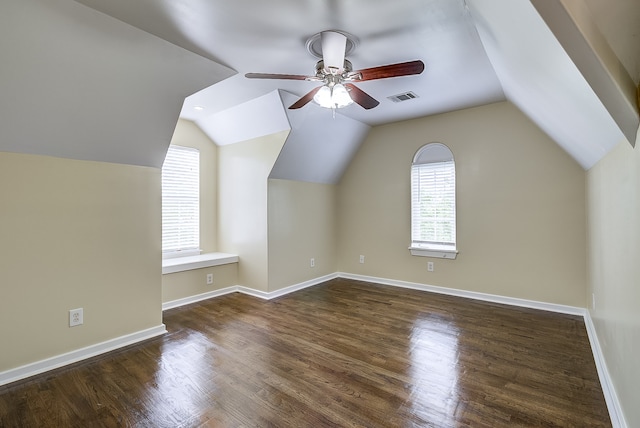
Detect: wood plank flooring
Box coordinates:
(0, 278, 611, 427)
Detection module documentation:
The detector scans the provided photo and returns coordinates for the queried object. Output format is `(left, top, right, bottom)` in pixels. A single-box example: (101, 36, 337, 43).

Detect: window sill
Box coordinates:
(162, 252, 239, 274)
(409, 246, 458, 259)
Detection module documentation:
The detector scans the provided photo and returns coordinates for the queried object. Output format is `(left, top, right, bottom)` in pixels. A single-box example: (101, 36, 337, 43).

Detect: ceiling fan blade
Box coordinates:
(321, 31, 347, 73)
(245, 72, 311, 81)
(288, 86, 322, 109)
(345, 84, 380, 110)
(350, 60, 425, 82)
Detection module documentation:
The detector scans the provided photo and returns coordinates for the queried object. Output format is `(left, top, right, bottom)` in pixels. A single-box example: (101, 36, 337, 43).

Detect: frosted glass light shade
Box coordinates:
(332, 84, 353, 108)
(313, 84, 353, 109)
(313, 85, 332, 108)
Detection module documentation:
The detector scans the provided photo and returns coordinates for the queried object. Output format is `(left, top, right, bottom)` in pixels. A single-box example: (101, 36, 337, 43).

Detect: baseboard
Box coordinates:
(0, 325, 167, 387)
(163, 286, 239, 311)
(237, 273, 339, 300)
(162, 273, 339, 310)
(583, 312, 627, 428)
(338, 272, 585, 316)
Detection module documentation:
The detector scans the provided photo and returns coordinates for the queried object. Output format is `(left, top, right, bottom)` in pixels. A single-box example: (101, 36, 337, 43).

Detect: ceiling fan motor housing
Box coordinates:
(315, 60, 353, 79)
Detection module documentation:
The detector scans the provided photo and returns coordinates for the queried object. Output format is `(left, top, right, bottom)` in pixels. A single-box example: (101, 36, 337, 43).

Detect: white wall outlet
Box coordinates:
(427, 261, 434, 272)
(206, 273, 214, 285)
(310, 258, 315, 268)
(592, 293, 596, 309)
(69, 308, 83, 327)
(359, 255, 365, 264)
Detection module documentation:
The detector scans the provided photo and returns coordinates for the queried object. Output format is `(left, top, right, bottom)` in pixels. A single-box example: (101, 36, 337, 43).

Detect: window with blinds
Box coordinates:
(162, 145, 200, 256)
(410, 143, 456, 253)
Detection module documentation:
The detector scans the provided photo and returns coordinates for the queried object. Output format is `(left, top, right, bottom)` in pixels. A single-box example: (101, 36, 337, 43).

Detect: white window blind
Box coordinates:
(411, 160, 456, 248)
(162, 145, 199, 255)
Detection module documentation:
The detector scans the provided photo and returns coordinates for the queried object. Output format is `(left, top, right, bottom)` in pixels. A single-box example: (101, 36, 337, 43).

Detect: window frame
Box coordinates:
(409, 143, 458, 259)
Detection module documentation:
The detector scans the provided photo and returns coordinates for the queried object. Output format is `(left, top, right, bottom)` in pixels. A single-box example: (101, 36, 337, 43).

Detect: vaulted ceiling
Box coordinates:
(1, 0, 638, 177)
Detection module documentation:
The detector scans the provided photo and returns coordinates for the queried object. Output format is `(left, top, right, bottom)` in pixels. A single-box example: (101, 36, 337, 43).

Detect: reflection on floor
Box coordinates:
(0, 278, 611, 427)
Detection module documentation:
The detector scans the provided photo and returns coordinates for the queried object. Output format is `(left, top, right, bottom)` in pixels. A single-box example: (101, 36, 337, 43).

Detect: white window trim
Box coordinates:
(408, 246, 458, 259)
(162, 252, 239, 275)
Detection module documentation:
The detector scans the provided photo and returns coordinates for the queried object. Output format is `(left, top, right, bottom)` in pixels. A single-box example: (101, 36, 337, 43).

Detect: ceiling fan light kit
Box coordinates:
(313, 83, 354, 109)
(245, 30, 425, 111)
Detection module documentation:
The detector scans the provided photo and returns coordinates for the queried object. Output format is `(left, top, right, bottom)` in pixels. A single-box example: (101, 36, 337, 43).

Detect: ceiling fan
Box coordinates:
(245, 30, 425, 111)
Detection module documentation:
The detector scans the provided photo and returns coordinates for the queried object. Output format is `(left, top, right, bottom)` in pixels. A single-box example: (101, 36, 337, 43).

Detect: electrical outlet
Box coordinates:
(310, 258, 315, 268)
(592, 293, 596, 310)
(427, 261, 434, 272)
(206, 273, 214, 285)
(359, 255, 365, 264)
(69, 308, 83, 327)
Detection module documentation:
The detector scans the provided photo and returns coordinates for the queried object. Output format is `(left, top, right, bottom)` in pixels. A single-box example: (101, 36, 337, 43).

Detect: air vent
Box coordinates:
(387, 91, 419, 103)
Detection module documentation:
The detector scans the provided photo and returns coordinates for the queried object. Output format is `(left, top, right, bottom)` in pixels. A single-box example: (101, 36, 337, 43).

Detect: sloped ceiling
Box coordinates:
(71, 0, 638, 173)
(197, 89, 370, 184)
(74, 0, 506, 128)
(531, 0, 638, 146)
(198, 91, 292, 147)
(466, 0, 632, 169)
(0, 0, 234, 168)
(2, 0, 638, 174)
(271, 91, 371, 184)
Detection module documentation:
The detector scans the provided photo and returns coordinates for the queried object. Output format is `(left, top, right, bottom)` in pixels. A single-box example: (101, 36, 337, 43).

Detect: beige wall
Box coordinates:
(0, 152, 162, 372)
(218, 131, 287, 291)
(587, 134, 640, 427)
(268, 179, 337, 291)
(162, 264, 238, 303)
(337, 101, 587, 306)
(160, 120, 227, 303)
(168, 119, 218, 252)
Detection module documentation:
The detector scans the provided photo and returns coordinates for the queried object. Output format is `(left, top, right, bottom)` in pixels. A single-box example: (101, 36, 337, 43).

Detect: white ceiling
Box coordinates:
(74, 0, 506, 127)
(72, 0, 638, 172)
(2, 0, 637, 175)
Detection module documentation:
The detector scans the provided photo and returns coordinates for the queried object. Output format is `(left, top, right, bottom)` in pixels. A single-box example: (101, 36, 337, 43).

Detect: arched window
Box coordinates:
(410, 143, 457, 259)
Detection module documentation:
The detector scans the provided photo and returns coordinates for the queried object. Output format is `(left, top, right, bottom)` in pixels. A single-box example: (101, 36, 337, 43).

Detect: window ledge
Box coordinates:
(409, 246, 458, 259)
(162, 252, 239, 274)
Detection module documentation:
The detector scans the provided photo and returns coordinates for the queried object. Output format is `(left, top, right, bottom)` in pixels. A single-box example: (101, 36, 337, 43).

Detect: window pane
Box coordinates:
(411, 159, 456, 246)
(162, 145, 199, 253)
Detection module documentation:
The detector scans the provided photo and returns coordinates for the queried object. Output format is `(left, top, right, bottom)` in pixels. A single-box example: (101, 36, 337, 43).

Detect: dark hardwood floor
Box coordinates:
(0, 278, 611, 427)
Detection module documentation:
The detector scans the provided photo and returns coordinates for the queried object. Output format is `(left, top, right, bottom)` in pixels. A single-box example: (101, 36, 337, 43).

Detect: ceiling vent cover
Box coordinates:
(388, 91, 419, 103)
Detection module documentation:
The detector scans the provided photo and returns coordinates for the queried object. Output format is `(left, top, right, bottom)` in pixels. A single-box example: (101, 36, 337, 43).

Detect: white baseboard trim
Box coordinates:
(0, 325, 167, 387)
(163, 273, 339, 310)
(163, 286, 239, 311)
(337, 272, 586, 316)
(237, 273, 339, 300)
(583, 312, 627, 428)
